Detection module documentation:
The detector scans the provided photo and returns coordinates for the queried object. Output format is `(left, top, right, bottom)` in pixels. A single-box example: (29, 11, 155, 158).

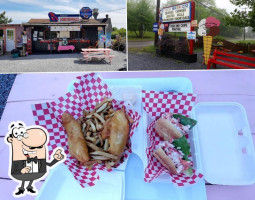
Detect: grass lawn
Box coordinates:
(128, 31, 154, 41)
(128, 45, 156, 54)
(232, 40, 255, 44)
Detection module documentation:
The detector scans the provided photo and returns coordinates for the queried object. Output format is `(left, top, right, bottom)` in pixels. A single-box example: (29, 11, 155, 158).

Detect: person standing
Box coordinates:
(22, 31, 27, 55)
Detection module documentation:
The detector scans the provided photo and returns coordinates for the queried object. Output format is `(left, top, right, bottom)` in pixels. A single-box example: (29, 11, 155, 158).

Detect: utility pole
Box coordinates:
(242, 8, 247, 41)
(154, 0, 160, 47)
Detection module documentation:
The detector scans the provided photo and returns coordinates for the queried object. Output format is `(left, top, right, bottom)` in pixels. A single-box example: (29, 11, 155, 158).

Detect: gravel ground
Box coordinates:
(0, 74, 17, 120)
(0, 50, 127, 73)
(128, 51, 236, 71)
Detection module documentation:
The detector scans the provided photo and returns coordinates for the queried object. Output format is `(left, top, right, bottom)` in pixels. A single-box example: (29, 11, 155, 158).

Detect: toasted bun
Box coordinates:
(153, 147, 177, 174)
(155, 118, 183, 141)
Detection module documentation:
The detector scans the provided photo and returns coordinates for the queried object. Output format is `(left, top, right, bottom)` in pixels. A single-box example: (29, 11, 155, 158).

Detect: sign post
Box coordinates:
(153, 23, 159, 33)
(189, 1, 195, 55)
(162, 1, 196, 55)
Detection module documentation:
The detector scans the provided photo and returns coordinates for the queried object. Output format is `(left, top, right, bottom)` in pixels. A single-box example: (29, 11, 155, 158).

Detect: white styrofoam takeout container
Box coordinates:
(37, 76, 200, 200)
(141, 102, 255, 186)
(36, 75, 255, 200)
(191, 102, 255, 185)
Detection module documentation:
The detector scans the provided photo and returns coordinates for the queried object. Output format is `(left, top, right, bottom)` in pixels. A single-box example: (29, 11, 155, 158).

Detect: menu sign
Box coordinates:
(50, 26, 81, 31)
(48, 12, 80, 23)
(162, 2, 192, 23)
(168, 22, 191, 32)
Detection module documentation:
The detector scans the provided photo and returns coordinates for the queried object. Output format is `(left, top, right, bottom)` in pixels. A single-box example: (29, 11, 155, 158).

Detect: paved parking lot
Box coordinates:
(0, 50, 127, 72)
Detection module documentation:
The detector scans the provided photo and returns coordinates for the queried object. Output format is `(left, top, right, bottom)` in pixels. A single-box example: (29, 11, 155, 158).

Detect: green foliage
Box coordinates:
(118, 28, 126, 37)
(127, 0, 155, 38)
(163, 0, 179, 7)
(111, 28, 126, 39)
(0, 11, 12, 24)
(214, 36, 225, 41)
(194, 0, 242, 37)
(226, 0, 255, 31)
(235, 40, 255, 44)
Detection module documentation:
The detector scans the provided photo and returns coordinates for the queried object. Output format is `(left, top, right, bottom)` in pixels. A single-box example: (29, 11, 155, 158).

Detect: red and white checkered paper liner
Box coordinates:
(142, 90, 203, 186)
(31, 73, 141, 188)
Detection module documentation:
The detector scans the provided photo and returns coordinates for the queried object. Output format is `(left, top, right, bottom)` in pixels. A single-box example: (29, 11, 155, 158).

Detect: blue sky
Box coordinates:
(0, 0, 126, 28)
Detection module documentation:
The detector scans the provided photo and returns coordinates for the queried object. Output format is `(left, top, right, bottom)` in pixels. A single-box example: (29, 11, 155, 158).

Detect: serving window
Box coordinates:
(44, 29, 58, 40)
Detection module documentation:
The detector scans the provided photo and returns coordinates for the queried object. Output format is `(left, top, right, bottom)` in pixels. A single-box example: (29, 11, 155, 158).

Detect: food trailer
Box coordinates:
(0, 7, 113, 54)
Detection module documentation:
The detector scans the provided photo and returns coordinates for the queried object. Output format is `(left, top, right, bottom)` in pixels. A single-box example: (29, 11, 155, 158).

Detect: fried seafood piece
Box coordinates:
(62, 112, 90, 162)
(101, 108, 129, 157)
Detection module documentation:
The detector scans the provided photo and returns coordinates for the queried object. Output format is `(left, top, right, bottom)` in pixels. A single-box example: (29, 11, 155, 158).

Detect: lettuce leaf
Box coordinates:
(184, 167, 193, 177)
(172, 114, 197, 129)
(172, 136, 190, 157)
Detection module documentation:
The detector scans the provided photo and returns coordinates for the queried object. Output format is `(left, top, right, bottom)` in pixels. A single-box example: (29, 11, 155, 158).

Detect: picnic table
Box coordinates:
(81, 48, 115, 63)
(1, 71, 255, 200)
(58, 45, 75, 53)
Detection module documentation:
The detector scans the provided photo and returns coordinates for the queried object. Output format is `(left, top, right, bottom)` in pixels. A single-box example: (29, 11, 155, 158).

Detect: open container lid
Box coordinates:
(191, 102, 255, 185)
(36, 164, 125, 200)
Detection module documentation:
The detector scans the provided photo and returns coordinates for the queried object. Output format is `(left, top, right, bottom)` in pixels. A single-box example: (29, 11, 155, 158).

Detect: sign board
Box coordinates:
(162, 2, 192, 23)
(168, 22, 191, 32)
(187, 31, 196, 40)
(80, 7, 92, 19)
(153, 23, 158, 33)
(48, 12, 79, 22)
(50, 26, 81, 31)
(191, 20, 198, 27)
(60, 31, 70, 38)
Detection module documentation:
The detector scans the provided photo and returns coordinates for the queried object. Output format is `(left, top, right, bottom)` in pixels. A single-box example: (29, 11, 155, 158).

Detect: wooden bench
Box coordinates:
(81, 53, 115, 64)
(207, 50, 255, 70)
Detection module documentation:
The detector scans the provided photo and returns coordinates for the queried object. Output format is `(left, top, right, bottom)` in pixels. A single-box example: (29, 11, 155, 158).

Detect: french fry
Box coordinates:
(99, 135, 103, 147)
(89, 151, 118, 160)
(105, 162, 112, 170)
(86, 136, 97, 143)
(104, 139, 109, 151)
(82, 123, 86, 133)
(96, 102, 108, 113)
(91, 156, 111, 160)
(86, 141, 104, 151)
(95, 98, 112, 110)
(79, 98, 130, 170)
(83, 160, 102, 166)
(89, 121, 96, 132)
(94, 113, 106, 124)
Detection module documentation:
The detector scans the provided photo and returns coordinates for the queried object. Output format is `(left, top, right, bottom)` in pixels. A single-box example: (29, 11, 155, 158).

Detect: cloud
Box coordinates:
(96, 0, 125, 10)
(43, 5, 79, 13)
(98, 11, 126, 28)
(7, 0, 41, 6)
(6, 11, 47, 23)
(2, 0, 127, 28)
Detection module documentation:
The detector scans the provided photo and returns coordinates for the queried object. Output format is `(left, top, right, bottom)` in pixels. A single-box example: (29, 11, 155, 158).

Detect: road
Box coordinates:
(0, 51, 127, 72)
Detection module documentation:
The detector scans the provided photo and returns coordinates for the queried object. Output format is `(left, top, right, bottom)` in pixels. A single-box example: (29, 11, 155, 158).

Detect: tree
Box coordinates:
(163, 0, 179, 7)
(225, 0, 255, 32)
(0, 11, 12, 24)
(127, 0, 155, 38)
(118, 28, 126, 37)
(194, 0, 242, 38)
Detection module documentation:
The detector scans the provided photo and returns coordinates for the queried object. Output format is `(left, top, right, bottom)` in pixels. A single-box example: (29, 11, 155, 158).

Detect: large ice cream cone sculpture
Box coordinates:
(203, 36, 213, 65)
